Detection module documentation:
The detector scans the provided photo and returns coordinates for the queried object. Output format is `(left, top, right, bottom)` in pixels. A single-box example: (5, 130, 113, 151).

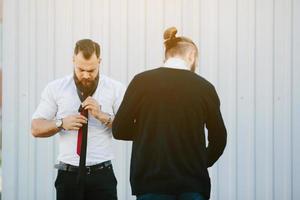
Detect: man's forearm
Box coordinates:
(112, 114, 135, 141)
(31, 119, 60, 138)
(206, 128, 227, 167)
(96, 112, 113, 128)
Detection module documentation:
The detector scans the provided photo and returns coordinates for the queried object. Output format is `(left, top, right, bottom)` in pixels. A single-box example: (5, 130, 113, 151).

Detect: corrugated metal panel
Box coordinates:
(292, 1, 300, 200)
(2, 0, 299, 200)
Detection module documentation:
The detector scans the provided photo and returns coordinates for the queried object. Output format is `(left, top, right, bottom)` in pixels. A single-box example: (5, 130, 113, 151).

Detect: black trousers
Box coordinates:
(55, 165, 118, 200)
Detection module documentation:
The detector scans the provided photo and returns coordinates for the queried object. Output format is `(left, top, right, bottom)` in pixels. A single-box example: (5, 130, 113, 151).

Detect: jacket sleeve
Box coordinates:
(205, 85, 227, 167)
(112, 75, 141, 140)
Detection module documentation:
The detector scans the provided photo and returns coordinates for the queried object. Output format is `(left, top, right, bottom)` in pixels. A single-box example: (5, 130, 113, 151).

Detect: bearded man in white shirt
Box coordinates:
(31, 39, 125, 200)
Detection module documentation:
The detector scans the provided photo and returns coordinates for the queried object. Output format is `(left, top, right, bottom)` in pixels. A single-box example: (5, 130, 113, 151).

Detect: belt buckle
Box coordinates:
(86, 166, 91, 175)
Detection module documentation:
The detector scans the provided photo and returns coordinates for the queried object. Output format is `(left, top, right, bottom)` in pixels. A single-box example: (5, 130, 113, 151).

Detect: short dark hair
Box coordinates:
(74, 39, 100, 59)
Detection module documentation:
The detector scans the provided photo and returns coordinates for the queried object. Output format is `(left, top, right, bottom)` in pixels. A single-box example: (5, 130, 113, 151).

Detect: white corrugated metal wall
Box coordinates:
(2, 0, 300, 199)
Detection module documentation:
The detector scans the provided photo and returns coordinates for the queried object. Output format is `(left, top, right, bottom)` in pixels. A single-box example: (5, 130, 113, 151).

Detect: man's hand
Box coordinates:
(82, 96, 102, 118)
(82, 96, 113, 127)
(62, 114, 87, 130)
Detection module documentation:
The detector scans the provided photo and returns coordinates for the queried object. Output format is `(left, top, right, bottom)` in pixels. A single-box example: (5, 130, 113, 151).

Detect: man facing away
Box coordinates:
(112, 27, 227, 200)
(31, 39, 125, 200)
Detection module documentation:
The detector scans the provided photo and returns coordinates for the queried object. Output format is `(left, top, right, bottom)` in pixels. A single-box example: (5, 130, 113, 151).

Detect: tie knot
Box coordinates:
(81, 109, 88, 117)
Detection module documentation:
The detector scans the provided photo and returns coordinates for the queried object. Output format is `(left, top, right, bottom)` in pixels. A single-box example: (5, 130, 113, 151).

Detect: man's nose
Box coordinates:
(82, 72, 90, 79)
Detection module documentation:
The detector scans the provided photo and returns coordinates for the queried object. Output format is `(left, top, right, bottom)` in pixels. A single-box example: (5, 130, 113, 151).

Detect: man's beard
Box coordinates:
(73, 72, 99, 98)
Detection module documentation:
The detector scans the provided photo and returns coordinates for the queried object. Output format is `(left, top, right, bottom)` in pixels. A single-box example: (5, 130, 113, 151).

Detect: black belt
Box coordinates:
(54, 160, 112, 175)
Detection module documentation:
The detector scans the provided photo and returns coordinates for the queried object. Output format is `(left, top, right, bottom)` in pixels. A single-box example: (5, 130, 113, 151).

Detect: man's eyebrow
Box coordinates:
(78, 66, 96, 72)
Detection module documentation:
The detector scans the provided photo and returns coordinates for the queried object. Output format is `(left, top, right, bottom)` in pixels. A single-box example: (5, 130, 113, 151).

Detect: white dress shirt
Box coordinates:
(32, 74, 126, 166)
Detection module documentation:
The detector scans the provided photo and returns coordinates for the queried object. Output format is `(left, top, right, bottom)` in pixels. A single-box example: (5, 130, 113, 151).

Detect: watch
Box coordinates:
(104, 115, 112, 126)
(55, 119, 63, 129)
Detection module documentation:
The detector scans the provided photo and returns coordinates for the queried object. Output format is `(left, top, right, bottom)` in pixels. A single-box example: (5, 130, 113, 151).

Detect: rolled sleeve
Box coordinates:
(32, 83, 58, 120)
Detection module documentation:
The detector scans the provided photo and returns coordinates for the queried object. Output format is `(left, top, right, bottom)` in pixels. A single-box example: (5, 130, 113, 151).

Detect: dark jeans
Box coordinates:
(136, 193, 207, 200)
(55, 165, 117, 200)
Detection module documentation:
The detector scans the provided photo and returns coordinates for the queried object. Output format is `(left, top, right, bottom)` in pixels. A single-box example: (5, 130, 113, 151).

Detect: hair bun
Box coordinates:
(164, 27, 177, 40)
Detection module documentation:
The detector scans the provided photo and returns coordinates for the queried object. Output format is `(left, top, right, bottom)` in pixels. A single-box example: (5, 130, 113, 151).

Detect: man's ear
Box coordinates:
(187, 51, 195, 65)
(73, 55, 75, 63)
(98, 58, 102, 64)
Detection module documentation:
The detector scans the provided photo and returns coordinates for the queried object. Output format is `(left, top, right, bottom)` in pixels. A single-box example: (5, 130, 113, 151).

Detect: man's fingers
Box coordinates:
(67, 123, 83, 131)
(72, 114, 86, 120)
(82, 97, 92, 107)
(83, 102, 96, 109)
(73, 122, 83, 128)
(84, 105, 96, 111)
(82, 97, 99, 108)
(75, 118, 87, 124)
(75, 115, 87, 121)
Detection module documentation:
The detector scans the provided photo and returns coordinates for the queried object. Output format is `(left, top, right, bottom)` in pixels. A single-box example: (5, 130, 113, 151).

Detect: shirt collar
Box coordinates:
(163, 58, 190, 71)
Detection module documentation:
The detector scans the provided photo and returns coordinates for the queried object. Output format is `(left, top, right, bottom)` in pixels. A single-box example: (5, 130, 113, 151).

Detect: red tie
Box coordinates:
(77, 128, 83, 155)
(76, 110, 86, 156)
